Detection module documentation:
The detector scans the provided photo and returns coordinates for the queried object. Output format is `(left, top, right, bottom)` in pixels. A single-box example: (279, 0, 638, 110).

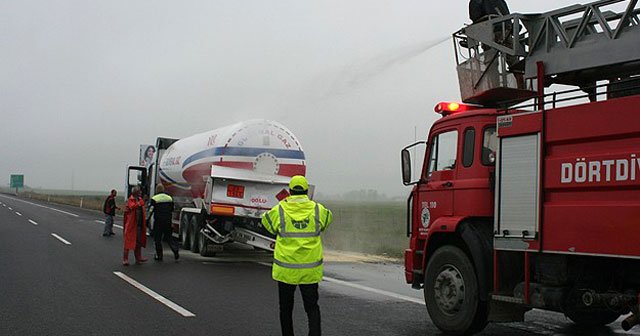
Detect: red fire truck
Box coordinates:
(401, 1, 640, 334)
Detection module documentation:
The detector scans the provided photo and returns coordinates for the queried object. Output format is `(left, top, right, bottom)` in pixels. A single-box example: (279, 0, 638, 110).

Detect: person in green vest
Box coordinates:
(262, 175, 333, 336)
(148, 184, 179, 261)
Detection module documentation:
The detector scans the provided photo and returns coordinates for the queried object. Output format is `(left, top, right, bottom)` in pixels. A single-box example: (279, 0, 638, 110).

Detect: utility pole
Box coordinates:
(413, 126, 417, 177)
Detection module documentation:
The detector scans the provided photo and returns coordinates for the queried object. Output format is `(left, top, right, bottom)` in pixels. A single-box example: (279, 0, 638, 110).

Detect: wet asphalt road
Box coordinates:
(0, 194, 638, 336)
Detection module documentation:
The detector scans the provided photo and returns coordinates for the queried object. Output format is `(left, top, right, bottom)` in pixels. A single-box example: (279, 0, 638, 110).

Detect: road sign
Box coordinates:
(10, 175, 24, 189)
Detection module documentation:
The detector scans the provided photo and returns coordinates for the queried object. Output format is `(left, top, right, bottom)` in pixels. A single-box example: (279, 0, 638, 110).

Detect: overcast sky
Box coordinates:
(1, 0, 582, 197)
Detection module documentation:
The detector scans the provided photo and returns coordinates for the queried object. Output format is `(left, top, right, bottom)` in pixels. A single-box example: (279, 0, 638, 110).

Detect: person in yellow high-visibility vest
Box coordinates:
(262, 175, 333, 336)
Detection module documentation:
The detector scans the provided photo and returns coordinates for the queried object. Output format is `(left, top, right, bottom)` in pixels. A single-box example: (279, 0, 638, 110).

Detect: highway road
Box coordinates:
(0, 193, 638, 336)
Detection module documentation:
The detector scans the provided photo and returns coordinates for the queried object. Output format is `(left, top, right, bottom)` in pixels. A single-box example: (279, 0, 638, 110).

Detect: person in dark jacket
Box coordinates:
(148, 184, 179, 261)
(102, 189, 120, 237)
(469, 0, 510, 23)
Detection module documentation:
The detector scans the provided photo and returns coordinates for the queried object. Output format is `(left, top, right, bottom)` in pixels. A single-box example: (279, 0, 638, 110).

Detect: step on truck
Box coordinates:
(401, 0, 640, 334)
(126, 119, 311, 256)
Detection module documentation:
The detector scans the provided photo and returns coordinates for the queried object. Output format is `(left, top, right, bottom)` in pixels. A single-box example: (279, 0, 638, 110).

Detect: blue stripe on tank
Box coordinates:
(182, 147, 305, 168)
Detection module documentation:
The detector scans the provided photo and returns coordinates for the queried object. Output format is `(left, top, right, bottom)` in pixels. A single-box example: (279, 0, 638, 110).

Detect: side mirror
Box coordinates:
(401, 149, 412, 185)
(401, 141, 427, 186)
(126, 166, 148, 198)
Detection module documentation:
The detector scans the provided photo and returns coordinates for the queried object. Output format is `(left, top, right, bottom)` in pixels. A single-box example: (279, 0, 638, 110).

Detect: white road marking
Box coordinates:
(28, 219, 38, 226)
(96, 219, 123, 230)
(8, 207, 12, 210)
(323, 276, 423, 305)
(113, 271, 196, 318)
(0, 195, 79, 217)
(51, 233, 71, 245)
(255, 262, 423, 305)
(15, 212, 22, 216)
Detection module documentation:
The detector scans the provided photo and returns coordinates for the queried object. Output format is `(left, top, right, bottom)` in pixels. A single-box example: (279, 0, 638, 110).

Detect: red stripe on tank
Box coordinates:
(212, 162, 254, 169)
(277, 164, 306, 177)
(183, 162, 307, 197)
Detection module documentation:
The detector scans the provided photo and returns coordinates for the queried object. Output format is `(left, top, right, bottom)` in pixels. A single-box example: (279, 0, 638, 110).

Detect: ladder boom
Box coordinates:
(455, 0, 640, 106)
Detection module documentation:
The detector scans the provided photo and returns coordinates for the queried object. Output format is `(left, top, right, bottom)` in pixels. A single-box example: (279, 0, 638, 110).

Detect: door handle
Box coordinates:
(441, 181, 453, 188)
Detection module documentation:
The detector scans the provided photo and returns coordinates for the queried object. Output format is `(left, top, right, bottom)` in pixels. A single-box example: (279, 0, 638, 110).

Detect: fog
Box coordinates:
(1, 0, 579, 197)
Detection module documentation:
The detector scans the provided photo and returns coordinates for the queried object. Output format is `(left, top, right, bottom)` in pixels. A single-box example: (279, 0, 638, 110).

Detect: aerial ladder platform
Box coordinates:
(454, 0, 640, 107)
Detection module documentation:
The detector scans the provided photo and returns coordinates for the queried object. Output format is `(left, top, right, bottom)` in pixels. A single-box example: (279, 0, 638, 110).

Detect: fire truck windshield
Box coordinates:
(427, 130, 458, 176)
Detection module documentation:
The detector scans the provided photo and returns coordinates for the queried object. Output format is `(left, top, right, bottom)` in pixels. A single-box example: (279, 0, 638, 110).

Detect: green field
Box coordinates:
(320, 201, 408, 258)
(1, 189, 408, 258)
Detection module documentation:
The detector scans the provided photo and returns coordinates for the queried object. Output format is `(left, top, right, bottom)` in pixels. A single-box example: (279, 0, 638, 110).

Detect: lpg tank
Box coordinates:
(158, 119, 306, 198)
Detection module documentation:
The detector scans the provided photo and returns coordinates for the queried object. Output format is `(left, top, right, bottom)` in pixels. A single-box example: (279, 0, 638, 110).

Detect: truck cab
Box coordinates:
(402, 103, 497, 283)
(402, 103, 501, 334)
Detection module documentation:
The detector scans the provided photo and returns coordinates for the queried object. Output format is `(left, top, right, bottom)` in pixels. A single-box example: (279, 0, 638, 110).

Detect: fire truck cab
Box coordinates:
(401, 0, 640, 334)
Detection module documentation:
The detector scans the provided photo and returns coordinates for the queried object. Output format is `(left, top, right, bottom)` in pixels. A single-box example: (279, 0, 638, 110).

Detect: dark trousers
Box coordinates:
(278, 281, 321, 336)
(103, 214, 114, 235)
(153, 223, 178, 258)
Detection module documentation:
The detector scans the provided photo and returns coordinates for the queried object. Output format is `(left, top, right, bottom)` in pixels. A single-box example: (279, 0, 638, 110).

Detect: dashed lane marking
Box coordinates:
(255, 262, 423, 305)
(8, 207, 12, 210)
(95, 220, 123, 230)
(113, 272, 196, 318)
(0, 195, 79, 217)
(28, 219, 38, 226)
(15, 212, 22, 216)
(51, 233, 71, 245)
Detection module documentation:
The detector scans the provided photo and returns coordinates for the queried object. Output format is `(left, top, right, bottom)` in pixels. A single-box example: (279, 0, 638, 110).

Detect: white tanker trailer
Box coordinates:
(125, 119, 312, 256)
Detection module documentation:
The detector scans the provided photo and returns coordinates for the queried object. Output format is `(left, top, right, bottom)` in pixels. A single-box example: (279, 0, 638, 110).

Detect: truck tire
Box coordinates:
(180, 214, 191, 250)
(424, 245, 488, 335)
(199, 233, 217, 257)
(189, 215, 201, 253)
(565, 310, 620, 327)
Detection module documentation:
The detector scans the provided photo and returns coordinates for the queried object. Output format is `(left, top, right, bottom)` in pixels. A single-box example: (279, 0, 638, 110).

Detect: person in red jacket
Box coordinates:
(123, 187, 148, 265)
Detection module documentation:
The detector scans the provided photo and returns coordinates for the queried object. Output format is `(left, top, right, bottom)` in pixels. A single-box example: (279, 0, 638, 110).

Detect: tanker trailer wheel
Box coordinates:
(424, 245, 488, 335)
(189, 215, 201, 253)
(180, 214, 191, 250)
(565, 310, 620, 327)
(199, 232, 217, 257)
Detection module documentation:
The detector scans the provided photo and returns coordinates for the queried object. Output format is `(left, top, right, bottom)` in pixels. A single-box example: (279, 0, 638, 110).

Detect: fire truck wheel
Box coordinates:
(565, 310, 620, 327)
(189, 215, 201, 253)
(180, 214, 191, 250)
(424, 245, 488, 335)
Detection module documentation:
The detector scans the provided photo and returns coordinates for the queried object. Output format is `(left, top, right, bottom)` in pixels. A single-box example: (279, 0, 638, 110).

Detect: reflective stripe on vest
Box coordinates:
(273, 258, 323, 269)
(278, 204, 320, 238)
(263, 212, 275, 233)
